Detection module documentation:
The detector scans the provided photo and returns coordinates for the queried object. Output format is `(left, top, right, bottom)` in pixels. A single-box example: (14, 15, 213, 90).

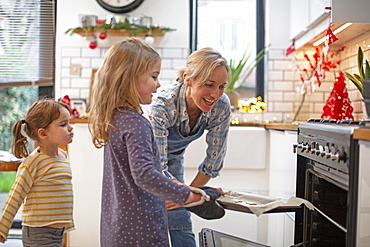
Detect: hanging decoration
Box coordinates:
(321, 72, 354, 120)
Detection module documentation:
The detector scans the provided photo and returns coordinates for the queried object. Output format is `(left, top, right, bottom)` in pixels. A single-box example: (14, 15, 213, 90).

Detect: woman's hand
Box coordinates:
(166, 200, 181, 210)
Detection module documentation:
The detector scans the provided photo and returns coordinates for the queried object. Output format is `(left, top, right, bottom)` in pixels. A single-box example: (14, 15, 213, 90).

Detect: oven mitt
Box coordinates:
(184, 186, 225, 220)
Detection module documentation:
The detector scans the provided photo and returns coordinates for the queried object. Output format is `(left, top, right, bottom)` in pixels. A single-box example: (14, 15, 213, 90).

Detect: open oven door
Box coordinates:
(199, 228, 270, 247)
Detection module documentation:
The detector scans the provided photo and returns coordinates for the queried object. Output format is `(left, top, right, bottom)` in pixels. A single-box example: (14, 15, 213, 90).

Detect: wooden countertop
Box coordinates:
(71, 118, 370, 141)
(0, 161, 21, 172)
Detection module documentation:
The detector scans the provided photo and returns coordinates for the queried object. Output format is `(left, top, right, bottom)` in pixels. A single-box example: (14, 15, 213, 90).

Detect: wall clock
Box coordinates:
(96, 0, 145, 14)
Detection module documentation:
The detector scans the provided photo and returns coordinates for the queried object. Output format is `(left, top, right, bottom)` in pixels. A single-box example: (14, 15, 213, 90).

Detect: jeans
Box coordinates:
(167, 208, 196, 247)
(22, 226, 64, 247)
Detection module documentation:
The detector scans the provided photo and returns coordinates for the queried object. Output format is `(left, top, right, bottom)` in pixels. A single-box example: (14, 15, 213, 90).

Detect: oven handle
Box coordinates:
(313, 205, 347, 233)
(290, 243, 303, 247)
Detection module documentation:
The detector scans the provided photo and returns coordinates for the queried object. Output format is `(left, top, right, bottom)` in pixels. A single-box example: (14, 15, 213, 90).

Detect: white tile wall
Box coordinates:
(60, 35, 370, 122)
(263, 36, 370, 122)
(59, 46, 190, 101)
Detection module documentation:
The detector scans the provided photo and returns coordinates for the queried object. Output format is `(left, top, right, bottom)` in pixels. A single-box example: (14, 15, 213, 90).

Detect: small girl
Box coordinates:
(88, 38, 221, 247)
(0, 99, 75, 247)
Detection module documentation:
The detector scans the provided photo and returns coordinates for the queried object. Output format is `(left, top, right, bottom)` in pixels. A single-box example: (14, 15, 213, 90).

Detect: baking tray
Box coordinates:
(218, 200, 302, 214)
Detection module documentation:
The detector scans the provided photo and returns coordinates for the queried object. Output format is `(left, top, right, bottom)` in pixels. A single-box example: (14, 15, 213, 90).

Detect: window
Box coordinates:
(0, 0, 55, 153)
(190, 0, 265, 98)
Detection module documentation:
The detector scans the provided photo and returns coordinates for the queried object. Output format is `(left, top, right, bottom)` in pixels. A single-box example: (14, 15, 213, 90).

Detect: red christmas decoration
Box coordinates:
(326, 27, 338, 45)
(286, 40, 295, 56)
(99, 32, 107, 40)
(89, 42, 97, 49)
(60, 95, 71, 108)
(321, 72, 354, 120)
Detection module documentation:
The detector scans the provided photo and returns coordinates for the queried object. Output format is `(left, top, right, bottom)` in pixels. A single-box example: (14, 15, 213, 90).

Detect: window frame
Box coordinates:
(0, 0, 56, 97)
(189, 0, 266, 99)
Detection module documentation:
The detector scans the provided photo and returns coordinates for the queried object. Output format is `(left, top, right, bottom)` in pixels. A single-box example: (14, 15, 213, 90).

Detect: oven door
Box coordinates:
(199, 228, 270, 247)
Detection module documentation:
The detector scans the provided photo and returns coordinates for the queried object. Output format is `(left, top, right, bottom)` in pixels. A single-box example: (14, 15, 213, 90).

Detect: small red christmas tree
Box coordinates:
(321, 72, 354, 120)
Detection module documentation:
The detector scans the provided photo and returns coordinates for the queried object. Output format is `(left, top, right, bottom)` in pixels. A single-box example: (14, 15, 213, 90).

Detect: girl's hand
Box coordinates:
(166, 200, 181, 210)
(0, 235, 6, 243)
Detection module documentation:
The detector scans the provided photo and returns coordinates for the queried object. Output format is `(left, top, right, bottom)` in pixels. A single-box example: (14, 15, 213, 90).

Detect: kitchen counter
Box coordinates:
(71, 119, 370, 141)
(0, 161, 21, 172)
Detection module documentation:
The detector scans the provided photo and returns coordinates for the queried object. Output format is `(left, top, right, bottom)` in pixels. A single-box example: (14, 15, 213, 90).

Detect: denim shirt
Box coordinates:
(147, 82, 231, 180)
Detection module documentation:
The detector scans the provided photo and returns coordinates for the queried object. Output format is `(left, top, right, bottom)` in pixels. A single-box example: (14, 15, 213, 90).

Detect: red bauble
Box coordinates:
(99, 32, 107, 40)
(89, 42, 97, 49)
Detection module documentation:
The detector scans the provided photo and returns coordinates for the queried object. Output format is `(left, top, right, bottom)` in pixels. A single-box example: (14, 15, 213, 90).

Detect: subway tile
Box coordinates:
(60, 88, 80, 99)
(284, 70, 301, 81)
(172, 58, 186, 69)
(162, 48, 183, 58)
(81, 47, 101, 57)
(71, 78, 90, 88)
(71, 58, 91, 67)
(268, 92, 283, 101)
(62, 47, 81, 57)
(62, 58, 71, 67)
(80, 89, 90, 99)
(81, 68, 93, 78)
(159, 69, 177, 79)
(274, 102, 293, 112)
(61, 78, 70, 88)
(161, 59, 172, 69)
(274, 60, 292, 70)
(268, 49, 285, 60)
(268, 71, 284, 81)
(270, 81, 294, 91)
(91, 58, 104, 68)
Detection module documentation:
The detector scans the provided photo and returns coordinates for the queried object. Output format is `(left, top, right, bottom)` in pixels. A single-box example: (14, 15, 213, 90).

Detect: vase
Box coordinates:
(362, 79, 370, 99)
(363, 99, 370, 120)
(225, 91, 240, 111)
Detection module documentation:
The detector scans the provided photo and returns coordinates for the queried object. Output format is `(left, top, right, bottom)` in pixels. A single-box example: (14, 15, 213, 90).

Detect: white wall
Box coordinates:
(55, 0, 190, 99)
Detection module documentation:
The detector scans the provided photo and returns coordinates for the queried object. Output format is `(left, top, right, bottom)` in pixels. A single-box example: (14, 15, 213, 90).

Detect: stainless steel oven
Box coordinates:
(293, 119, 369, 246)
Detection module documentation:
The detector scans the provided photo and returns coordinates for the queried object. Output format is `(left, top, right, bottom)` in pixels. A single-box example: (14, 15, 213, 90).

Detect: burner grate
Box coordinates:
(307, 119, 370, 127)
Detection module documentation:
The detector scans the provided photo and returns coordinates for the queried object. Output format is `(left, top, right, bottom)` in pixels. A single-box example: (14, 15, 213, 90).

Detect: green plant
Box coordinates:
(344, 46, 370, 94)
(226, 48, 266, 93)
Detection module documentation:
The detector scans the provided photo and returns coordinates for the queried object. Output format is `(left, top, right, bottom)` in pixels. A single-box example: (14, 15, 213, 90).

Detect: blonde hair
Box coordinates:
(177, 47, 230, 86)
(88, 38, 161, 148)
(12, 98, 70, 158)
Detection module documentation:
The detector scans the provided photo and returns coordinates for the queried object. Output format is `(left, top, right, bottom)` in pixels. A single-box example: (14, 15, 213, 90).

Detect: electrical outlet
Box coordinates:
(70, 64, 81, 75)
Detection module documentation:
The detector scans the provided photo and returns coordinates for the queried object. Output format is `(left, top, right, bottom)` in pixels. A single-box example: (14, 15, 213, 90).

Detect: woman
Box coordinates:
(147, 47, 231, 247)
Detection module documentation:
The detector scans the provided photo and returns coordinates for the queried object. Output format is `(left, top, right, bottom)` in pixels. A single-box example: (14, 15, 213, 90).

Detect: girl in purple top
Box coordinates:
(88, 38, 218, 247)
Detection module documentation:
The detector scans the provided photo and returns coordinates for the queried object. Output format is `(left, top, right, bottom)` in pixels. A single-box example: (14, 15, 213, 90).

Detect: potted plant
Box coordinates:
(344, 46, 370, 118)
(226, 48, 266, 109)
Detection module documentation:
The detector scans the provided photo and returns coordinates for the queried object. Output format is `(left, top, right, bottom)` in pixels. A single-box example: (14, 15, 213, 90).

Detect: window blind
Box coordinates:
(0, 0, 55, 88)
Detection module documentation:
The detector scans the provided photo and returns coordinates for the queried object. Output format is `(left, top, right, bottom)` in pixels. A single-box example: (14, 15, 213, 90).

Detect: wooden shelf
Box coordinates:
(74, 29, 165, 37)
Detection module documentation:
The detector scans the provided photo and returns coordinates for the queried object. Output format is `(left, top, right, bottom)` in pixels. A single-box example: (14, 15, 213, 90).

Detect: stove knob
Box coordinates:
(318, 145, 325, 157)
(324, 146, 331, 159)
(310, 142, 316, 153)
(316, 144, 322, 155)
(331, 152, 340, 162)
(339, 151, 347, 163)
(293, 144, 298, 153)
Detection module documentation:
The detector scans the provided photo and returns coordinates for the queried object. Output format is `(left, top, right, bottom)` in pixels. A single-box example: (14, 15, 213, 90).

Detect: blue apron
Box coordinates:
(166, 118, 206, 183)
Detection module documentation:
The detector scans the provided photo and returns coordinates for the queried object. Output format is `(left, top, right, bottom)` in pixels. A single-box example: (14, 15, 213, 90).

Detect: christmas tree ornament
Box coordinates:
(321, 72, 354, 120)
(89, 42, 97, 49)
(99, 32, 107, 40)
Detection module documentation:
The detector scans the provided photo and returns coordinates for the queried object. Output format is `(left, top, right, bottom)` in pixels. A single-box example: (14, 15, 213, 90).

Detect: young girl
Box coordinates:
(0, 99, 75, 246)
(88, 38, 221, 247)
(147, 47, 231, 246)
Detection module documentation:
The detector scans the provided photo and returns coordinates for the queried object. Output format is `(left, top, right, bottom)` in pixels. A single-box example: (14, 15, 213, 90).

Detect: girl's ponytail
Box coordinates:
(12, 120, 29, 158)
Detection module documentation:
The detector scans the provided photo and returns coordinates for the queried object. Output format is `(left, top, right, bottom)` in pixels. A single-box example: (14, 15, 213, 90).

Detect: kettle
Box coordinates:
(81, 15, 98, 27)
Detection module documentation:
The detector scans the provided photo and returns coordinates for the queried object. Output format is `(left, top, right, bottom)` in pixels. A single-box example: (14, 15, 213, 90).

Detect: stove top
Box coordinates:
(307, 119, 370, 127)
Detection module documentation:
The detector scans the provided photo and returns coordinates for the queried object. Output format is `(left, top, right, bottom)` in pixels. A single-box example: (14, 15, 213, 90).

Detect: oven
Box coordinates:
(198, 119, 369, 247)
(293, 119, 369, 247)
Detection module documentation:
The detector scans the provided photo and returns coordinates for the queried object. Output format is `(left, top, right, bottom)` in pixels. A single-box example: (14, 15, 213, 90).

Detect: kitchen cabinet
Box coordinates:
(67, 124, 103, 247)
(356, 140, 370, 247)
(291, 0, 370, 48)
(266, 129, 297, 247)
